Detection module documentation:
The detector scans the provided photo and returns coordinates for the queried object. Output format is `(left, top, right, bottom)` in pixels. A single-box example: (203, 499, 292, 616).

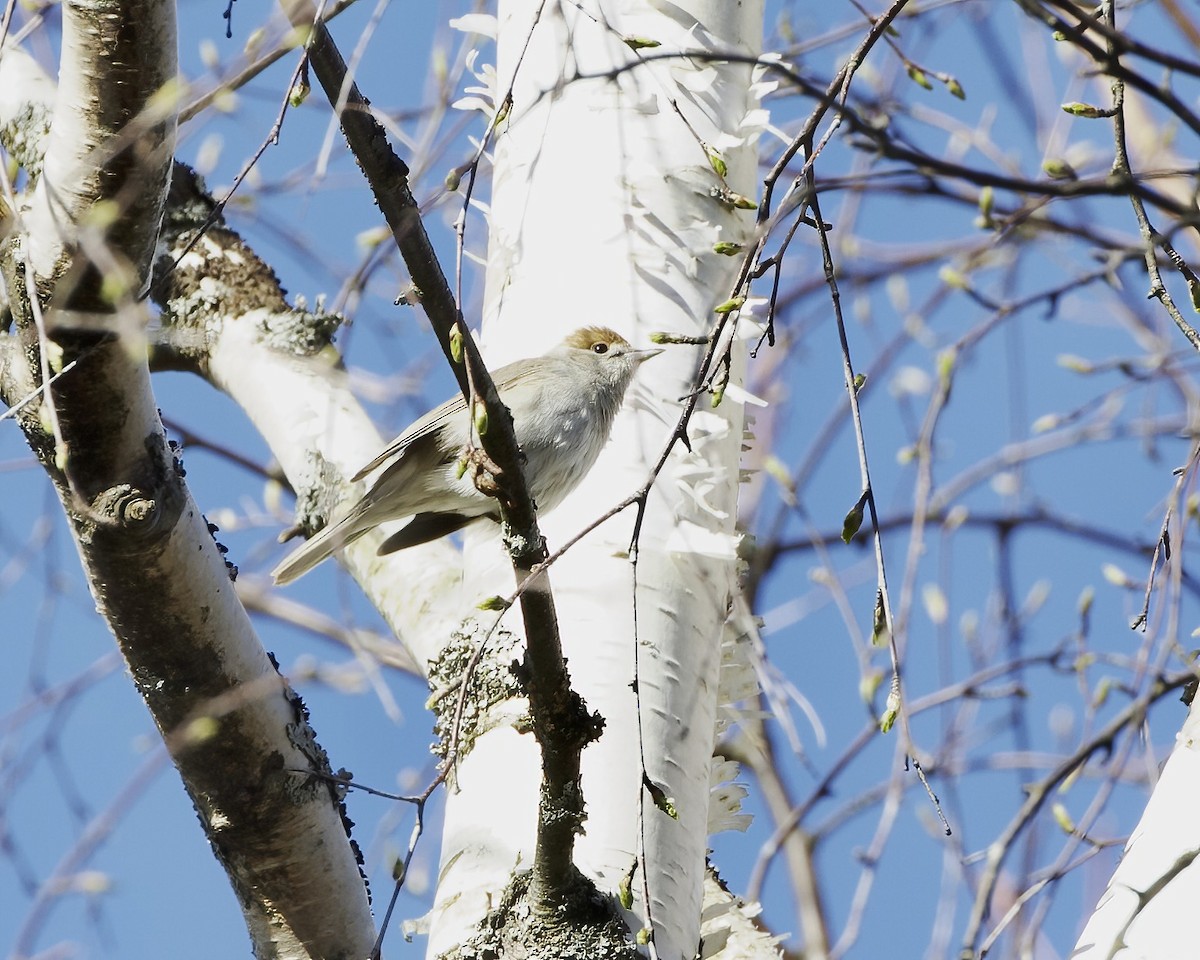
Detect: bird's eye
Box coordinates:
(592, 342, 609, 354)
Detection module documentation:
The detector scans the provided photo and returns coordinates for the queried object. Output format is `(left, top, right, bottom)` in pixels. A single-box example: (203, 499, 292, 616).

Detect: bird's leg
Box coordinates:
(459, 444, 511, 504)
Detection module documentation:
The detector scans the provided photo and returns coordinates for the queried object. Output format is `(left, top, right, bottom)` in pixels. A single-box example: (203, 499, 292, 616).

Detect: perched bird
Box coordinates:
(271, 326, 662, 584)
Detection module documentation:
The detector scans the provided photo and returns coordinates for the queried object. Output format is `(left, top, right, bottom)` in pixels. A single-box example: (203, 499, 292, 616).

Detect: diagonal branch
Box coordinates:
(280, 0, 594, 913)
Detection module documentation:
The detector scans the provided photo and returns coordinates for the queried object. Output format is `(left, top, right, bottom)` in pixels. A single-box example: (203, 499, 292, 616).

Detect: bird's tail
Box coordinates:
(271, 510, 371, 585)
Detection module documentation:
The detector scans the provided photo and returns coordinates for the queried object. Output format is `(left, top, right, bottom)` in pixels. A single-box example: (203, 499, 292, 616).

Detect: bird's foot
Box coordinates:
(460, 445, 509, 502)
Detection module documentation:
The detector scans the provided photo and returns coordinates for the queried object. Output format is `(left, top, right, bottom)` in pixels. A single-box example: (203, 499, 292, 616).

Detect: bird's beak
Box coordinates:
(630, 347, 664, 365)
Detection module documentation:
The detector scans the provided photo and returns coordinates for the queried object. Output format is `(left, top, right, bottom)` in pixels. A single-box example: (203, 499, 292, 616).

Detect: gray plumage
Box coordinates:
(271, 326, 660, 585)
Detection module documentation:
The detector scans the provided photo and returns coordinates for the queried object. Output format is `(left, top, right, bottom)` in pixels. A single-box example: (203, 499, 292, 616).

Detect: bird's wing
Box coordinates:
(350, 359, 534, 481)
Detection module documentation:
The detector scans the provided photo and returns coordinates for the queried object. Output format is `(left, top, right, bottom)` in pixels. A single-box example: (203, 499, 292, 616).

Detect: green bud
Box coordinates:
(713, 241, 743, 256)
(978, 186, 994, 220)
(618, 864, 635, 909)
(1051, 802, 1075, 834)
(449, 323, 464, 363)
(1031, 413, 1059, 434)
(288, 78, 310, 108)
(945, 77, 965, 100)
(938, 265, 968, 289)
(1057, 354, 1094, 374)
(1062, 101, 1106, 118)
(907, 65, 932, 90)
(859, 669, 883, 704)
(853, 372, 867, 393)
(871, 590, 889, 646)
(707, 147, 728, 178)
(477, 595, 511, 611)
(622, 35, 661, 50)
(445, 167, 461, 192)
(879, 686, 901, 733)
(937, 346, 956, 392)
(44, 340, 65, 375)
(841, 492, 867, 543)
(1042, 158, 1078, 181)
(185, 715, 219, 744)
(644, 777, 678, 819)
(650, 331, 709, 345)
(714, 295, 745, 315)
(473, 404, 488, 437)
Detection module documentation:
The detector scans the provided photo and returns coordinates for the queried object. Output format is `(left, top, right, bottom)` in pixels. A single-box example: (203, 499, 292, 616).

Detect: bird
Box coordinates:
(271, 326, 662, 584)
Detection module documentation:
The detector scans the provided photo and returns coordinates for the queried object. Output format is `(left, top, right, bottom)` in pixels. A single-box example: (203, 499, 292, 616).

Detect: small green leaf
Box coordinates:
(714, 295, 746, 315)
(713, 241, 744, 256)
(1051, 802, 1075, 834)
(477, 595, 511, 611)
(449, 323, 464, 363)
(623, 35, 661, 50)
(945, 76, 965, 100)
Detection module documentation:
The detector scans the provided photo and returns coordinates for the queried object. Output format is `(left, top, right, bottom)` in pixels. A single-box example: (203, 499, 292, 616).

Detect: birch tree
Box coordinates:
(2, 0, 771, 956)
(6, 2, 1200, 959)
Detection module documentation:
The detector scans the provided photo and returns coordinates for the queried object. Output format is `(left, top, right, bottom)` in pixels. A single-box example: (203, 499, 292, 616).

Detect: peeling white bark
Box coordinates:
(427, 2, 766, 957)
(1072, 700, 1200, 960)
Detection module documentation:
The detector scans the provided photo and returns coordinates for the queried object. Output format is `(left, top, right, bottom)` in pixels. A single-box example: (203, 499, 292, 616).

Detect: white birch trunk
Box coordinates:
(1, 24, 379, 957)
(1072, 700, 1200, 960)
(427, 2, 765, 957)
